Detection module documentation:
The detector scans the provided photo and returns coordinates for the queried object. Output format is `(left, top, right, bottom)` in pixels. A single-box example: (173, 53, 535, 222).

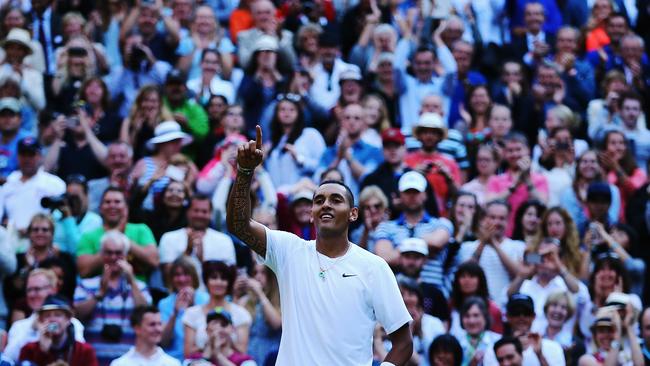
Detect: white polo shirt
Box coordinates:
(159, 227, 237, 265)
(265, 228, 412, 366)
(0, 169, 65, 230)
(110, 346, 180, 366)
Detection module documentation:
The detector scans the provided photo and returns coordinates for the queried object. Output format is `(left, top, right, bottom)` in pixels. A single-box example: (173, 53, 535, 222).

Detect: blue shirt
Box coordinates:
(159, 290, 209, 360)
(0, 130, 32, 179)
(317, 139, 383, 200)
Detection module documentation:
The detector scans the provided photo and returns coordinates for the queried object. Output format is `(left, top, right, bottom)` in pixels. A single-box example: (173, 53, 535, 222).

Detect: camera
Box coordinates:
(131, 46, 147, 64)
(555, 141, 570, 151)
(41, 194, 81, 211)
(46, 323, 60, 333)
(100, 324, 123, 342)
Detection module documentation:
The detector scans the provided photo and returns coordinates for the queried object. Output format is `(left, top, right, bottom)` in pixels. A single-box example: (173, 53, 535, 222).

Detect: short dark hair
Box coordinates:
(485, 199, 510, 214)
(318, 180, 355, 207)
(503, 132, 529, 147)
(130, 305, 159, 327)
(429, 334, 463, 366)
(618, 90, 644, 110)
(460, 296, 491, 330)
(100, 186, 126, 203)
(190, 193, 213, 210)
(202, 261, 237, 295)
(494, 336, 523, 356)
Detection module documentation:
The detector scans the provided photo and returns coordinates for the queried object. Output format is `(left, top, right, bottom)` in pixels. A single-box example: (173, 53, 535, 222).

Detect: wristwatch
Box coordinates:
(610, 340, 621, 351)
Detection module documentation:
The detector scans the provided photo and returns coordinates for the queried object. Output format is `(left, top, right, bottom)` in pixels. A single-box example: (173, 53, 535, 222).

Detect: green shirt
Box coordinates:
(77, 223, 156, 256)
(165, 98, 209, 139)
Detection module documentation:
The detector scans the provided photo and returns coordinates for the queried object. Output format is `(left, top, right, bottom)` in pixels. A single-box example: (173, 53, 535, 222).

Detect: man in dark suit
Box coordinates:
(508, 2, 556, 69)
(29, 0, 63, 77)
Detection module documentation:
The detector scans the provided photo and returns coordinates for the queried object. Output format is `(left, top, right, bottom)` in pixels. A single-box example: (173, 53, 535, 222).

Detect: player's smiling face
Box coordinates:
(311, 184, 358, 236)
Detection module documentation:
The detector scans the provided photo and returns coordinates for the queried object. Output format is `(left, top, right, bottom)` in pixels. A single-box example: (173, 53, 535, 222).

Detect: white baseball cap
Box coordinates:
(399, 237, 428, 256)
(398, 171, 427, 193)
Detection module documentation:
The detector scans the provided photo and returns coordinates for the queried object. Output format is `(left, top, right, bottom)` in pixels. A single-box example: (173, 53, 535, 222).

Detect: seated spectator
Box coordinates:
(395, 239, 450, 323)
(449, 262, 504, 336)
(182, 261, 252, 358)
(373, 172, 452, 287)
(598, 129, 646, 217)
(201, 309, 256, 366)
(159, 256, 209, 361)
(77, 187, 159, 279)
(615, 92, 650, 171)
(50, 37, 98, 115)
(73, 230, 151, 365)
(578, 306, 643, 366)
(103, 31, 172, 119)
(585, 0, 614, 52)
(461, 145, 500, 206)
(276, 189, 316, 241)
(459, 200, 526, 299)
(551, 26, 596, 105)
(508, 2, 555, 68)
(493, 337, 524, 366)
(535, 128, 577, 205)
(534, 105, 588, 168)
(492, 61, 537, 144)
(87, 142, 134, 213)
(559, 151, 621, 230)
(487, 133, 549, 236)
(483, 294, 566, 365)
(507, 237, 589, 334)
(110, 305, 180, 366)
(360, 94, 391, 147)
(52, 174, 103, 254)
(132, 179, 189, 242)
(317, 103, 384, 199)
(0, 98, 34, 181)
(159, 194, 236, 281)
(0, 137, 66, 233)
(4, 269, 85, 362)
(77, 77, 122, 143)
(453, 296, 501, 366)
(448, 192, 480, 249)
(119, 85, 174, 161)
(186, 49, 235, 107)
(265, 94, 326, 189)
(535, 207, 585, 278)
(237, 263, 281, 364)
(0, 225, 15, 330)
(455, 84, 492, 143)
(196, 101, 245, 169)
(428, 334, 464, 366)
(129, 121, 196, 211)
(615, 34, 650, 107)
(18, 295, 98, 366)
(537, 291, 586, 366)
(162, 69, 209, 145)
(350, 185, 389, 251)
(6, 213, 76, 322)
(511, 200, 546, 245)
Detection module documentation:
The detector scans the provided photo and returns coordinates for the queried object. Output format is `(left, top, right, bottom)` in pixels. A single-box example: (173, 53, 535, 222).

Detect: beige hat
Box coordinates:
(413, 113, 447, 139)
(253, 35, 279, 52)
(1, 28, 33, 54)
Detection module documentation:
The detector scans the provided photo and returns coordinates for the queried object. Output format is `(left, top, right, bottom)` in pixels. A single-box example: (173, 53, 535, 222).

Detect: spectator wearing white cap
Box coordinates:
(373, 171, 453, 293)
(405, 112, 462, 217)
(0, 97, 33, 180)
(0, 28, 45, 113)
(396, 238, 450, 324)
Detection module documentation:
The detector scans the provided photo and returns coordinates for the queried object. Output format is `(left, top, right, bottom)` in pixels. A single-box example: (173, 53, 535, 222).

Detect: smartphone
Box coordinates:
(165, 165, 186, 182)
(524, 252, 542, 265)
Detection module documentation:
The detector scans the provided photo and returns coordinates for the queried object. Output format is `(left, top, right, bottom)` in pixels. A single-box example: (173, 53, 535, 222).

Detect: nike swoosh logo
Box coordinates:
(342, 273, 357, 278)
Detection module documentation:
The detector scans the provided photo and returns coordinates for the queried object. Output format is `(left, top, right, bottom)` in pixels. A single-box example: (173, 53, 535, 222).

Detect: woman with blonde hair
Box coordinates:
(530, 207, 584, 278)
(352, 185, 389, 251)
(539, 291, 585, 366)
(361, 94, 391, 148)
(119, 84, 174, 160)
(585, 0, 615, 52)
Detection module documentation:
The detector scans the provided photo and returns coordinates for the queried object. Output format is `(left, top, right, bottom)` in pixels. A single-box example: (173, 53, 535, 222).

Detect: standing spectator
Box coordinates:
(163, 69, 209, 144)
(615, 35, 650, 108)
(534, 207, 586, 278)
(373, 171, 452, 288)
(585, 0, 615, 52)
(159, 257, 209, 361)
(493, 337, 524, 366)
(77, 77, 123, 143)
(186, 49, 235, 107)
(18, 295, 98, 366)
(317, 103, 383, 199)
(405, 113, 461, 216)
(159, 194, 236, 280)
(87, 142, 133, 213)
(200, 309, 256, 366)
(0, 136, 65, 233)
(131, 180, 189, 242)
(73, 231, 151, 366)
(453, 296, 501, 366)
(428, 334, 464, 366)
(109, 305, 180, 366)
(462, 145, 500, 206)
(487, 133, 549, 235)
(538, 291, 586, 366)
(459, 200, 526, 299)
(616, 92, 650, 171)
(598, 129, 646, 217)
(0, 225, 16, 330)
(29, 0, 64, 76)
(511, 200, 546, 245)
(351, 186, 389, 251)
(0, 97, 32, 180)
(76, 187, 159, 279)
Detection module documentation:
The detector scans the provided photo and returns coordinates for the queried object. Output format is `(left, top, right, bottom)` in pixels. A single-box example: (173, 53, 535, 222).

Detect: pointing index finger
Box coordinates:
(255, 125, 262, 150)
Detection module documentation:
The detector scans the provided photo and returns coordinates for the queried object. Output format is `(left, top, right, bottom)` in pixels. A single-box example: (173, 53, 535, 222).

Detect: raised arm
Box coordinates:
(226, 126, 268, 257)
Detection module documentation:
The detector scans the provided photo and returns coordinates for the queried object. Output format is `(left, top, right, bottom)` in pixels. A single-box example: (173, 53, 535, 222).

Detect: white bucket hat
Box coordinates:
(146, 121, 193, 150)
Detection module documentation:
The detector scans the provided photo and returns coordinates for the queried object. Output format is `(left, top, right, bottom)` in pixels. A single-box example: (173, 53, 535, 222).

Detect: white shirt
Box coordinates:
(399, 72, 447, 135)
(458, 238, 526, 301)
(181, 302, 251, 350)
(159, 227, 236, 265)
(483, 338, 565, 366)
(309, 59, 360, 109)
(186, 76, 236, 104)
(110, 346, 181, 366)
(0, 168, 66, 230)
(416, 314, 446, 366)
(4, 313, 85, 361)
(265, 228, 411, 365)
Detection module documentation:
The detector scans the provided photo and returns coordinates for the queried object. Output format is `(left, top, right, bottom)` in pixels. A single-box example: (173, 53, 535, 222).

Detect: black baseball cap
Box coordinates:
(17, 136, 41, 155)
(206, 308, 233, 325)
(587, 182, 612, 202)
(506, 293, 535, 315)
(166, 68, 187, 84)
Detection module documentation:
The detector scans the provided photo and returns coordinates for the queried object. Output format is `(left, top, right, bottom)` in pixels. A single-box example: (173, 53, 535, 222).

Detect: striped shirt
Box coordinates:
(373, 213, 454, 294)
(74, 276, 151, 366)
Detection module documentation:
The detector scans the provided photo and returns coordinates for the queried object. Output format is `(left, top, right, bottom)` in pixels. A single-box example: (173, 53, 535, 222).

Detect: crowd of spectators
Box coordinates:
(0, 0, 649, 365)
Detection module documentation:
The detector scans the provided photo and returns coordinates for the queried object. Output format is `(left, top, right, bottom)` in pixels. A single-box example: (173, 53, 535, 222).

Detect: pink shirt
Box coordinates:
(487, 171, 549, 236)
(607, 168, 646, 222)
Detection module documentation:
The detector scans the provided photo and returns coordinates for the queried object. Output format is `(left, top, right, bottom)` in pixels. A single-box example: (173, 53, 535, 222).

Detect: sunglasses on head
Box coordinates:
(276, 93, 302, 103)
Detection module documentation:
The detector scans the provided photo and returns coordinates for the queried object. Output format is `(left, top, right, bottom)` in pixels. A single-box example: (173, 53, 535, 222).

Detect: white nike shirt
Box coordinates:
(264, 228, 412, 365)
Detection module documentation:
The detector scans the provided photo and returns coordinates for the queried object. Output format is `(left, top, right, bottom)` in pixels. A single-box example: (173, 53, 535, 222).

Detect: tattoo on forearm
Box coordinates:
(227, 172, 266, 256)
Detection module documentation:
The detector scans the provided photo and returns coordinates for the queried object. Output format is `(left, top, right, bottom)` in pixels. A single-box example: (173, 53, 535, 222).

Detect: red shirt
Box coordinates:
(405, 151, 461, 216)
(19, 340, 98, 366)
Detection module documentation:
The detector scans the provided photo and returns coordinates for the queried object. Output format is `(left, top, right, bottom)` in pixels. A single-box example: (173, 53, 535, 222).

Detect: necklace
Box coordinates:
(315, 244, 350, 281)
